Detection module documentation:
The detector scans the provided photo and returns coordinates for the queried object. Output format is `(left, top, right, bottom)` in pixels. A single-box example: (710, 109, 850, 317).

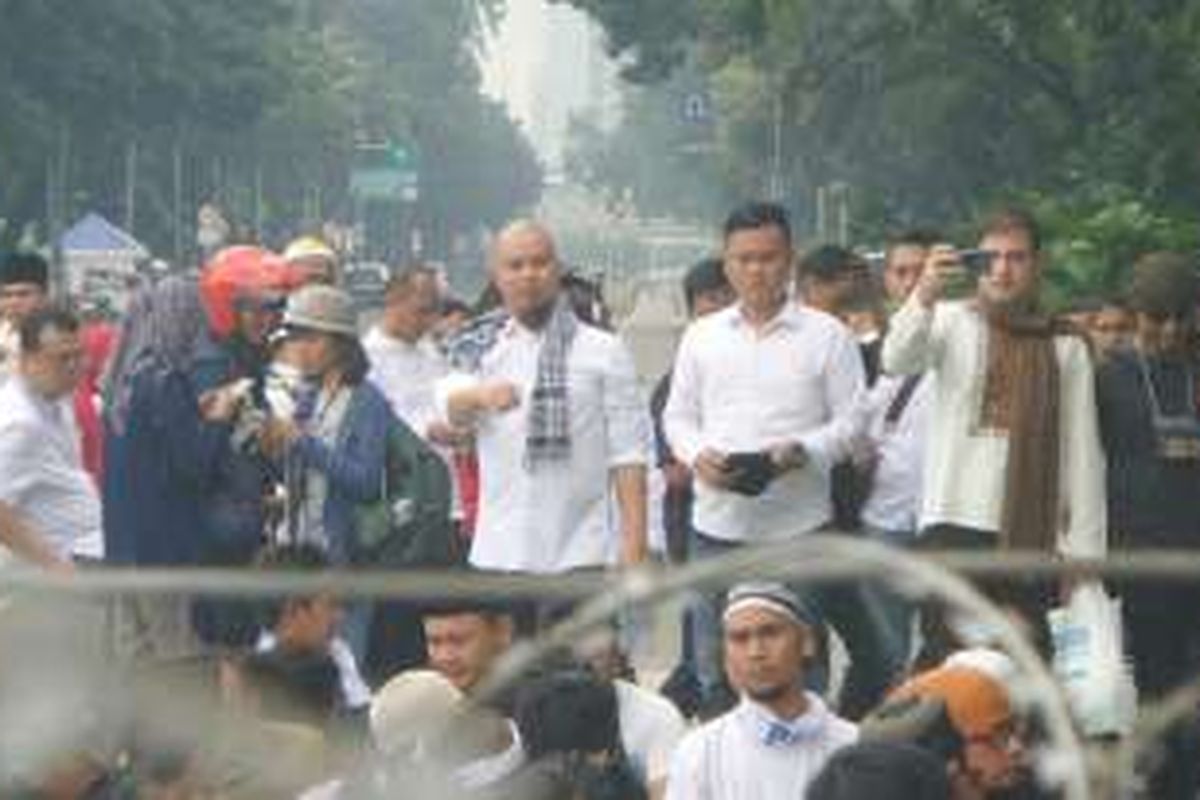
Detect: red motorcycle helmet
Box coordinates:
(200, 246, 301, 338)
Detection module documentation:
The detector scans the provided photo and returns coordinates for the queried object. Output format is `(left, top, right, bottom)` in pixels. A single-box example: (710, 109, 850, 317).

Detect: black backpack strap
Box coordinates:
(884, 374, 923, 426)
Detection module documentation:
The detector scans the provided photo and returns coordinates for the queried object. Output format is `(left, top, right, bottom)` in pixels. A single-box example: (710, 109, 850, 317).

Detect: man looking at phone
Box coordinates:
(882, 209, 1106, 627)
(664, 201, 871, 715)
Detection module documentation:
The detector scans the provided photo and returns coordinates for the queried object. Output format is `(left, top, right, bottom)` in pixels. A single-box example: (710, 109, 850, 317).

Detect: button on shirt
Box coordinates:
(664, 694, 857, 800)
(436, 320, 647, 572)
(0, 375, 104, 561)
(663, 304, 865, 541)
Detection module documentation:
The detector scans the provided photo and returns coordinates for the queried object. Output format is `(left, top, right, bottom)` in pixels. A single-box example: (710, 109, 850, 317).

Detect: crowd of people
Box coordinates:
(0, 199, 1198, 799)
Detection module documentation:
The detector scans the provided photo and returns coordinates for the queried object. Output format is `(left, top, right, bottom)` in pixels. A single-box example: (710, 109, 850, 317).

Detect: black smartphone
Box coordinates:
(959, 249, 995, 274)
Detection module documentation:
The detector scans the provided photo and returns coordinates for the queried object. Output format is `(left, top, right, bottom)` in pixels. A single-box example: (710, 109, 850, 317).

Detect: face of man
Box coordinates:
(723, 606, 809, 705)
(724, 225, 792, 316)
(21, 325, 83, 399)
(383, 278, 441, 344)
(977, 229, 1039, 307)
(491, 225, 561, 324)
(0, 282, 47, 324)
(961, 719, 1026, 793)
(280, 593, 343, 652)
(883, 244, 928, 304)
(424, 613, 513, 693)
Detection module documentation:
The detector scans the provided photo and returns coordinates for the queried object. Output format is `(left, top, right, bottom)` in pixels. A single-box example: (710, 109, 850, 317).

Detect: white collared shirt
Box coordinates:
(882, 297, 1107, 556)
(664, 694, 857, 800)
(663, 303, 865, 541)
(0, 375, 104, 561)
(858, 373, 932, 533)
(436, 319, 648, 572)
(364, 327, 448, 437)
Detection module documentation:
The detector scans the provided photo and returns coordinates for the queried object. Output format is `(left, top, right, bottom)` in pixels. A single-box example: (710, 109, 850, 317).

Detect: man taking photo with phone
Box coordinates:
(882, 208, 1106, 648)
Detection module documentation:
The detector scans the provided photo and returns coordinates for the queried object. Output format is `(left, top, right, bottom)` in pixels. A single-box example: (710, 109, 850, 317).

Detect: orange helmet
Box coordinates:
(200, 246, 301, 338)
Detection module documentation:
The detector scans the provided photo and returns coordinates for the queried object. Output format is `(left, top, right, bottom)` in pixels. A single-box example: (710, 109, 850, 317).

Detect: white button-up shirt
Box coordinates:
(857, 374, 932, 533)
(882, 297, 1107, 557)
(663, 303, 865, 541)
(665, 695, 857, 800)
(436, 319, 647, 572)
(0, 375, 104, 561)
(364, 327, 447, 437)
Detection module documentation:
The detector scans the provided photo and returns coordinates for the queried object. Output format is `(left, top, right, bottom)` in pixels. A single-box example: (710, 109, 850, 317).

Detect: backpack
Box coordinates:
(351, 412, 458, 568)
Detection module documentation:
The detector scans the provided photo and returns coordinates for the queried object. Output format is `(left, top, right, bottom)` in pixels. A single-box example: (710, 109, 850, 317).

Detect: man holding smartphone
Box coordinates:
(882, 208, 1106, 641)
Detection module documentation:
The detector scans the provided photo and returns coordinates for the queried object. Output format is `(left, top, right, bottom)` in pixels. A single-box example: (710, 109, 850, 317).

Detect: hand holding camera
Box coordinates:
(915, 245, 996, 307)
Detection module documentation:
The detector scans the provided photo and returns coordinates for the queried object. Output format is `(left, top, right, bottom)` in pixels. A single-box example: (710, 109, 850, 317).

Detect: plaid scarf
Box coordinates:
(445, 296, 579, 468)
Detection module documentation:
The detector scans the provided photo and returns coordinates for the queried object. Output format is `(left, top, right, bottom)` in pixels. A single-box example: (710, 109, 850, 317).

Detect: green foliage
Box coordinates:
(562, 0, 1200, 276)
(0, 0, 540, 262)
(1024, 185, 1200, 309)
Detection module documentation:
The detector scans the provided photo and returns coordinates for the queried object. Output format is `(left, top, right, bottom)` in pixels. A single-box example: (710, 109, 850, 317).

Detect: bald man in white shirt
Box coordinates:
(437, 221, 648, 575)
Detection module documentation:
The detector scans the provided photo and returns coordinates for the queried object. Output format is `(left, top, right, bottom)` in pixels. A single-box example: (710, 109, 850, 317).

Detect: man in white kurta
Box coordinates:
(881, 212, 1106, 559)
(665, 583, 857, 800)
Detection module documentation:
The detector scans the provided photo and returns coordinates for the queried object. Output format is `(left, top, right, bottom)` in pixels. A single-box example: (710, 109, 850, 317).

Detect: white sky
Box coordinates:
(480, 0, 547, 133)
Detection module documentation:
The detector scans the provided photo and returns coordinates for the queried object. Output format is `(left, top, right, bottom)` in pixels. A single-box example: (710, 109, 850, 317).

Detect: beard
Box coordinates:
(744, 680, 792, 704)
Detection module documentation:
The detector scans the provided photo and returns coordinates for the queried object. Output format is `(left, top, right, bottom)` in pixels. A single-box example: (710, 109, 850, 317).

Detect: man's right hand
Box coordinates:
(479, 381, 520, 413)
(915, 244, 967, 308)
(694, 448, 731, 489)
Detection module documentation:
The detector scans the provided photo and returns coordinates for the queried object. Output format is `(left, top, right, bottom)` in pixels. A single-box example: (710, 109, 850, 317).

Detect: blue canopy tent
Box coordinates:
(59, 213, 149, 310)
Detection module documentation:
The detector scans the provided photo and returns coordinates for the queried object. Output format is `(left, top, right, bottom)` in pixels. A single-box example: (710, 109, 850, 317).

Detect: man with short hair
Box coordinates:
(881, 231, 938, 310)
(422, 602, 686, 799)
(0, 307, 102, 568)
(665, 583, 858, 800)
(883, 209, 1106, 615)
(849, 232, 937, 675)
(799, 245, 869, 318)
(438, 220, 648, 573)
(664, 202, 884, 716)
(0, 252, 50, 384)
(423, 603, 517, 697)
(365, 266, 456, 445)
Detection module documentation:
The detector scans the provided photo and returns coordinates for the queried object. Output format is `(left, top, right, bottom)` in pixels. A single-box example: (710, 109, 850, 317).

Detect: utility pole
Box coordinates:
(767, 77, 785, 202)
(124, 139, 138, 235)
(172, 140, 183, 268)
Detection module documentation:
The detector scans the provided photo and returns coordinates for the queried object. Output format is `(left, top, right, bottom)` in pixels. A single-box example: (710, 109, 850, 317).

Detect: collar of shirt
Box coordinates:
(738, 694, 830, 748)
(726, 302, 805, 336)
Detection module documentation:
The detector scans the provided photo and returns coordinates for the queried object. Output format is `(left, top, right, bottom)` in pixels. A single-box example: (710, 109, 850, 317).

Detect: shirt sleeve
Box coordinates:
(796, 322, 867, 472)
(1057, 337, 1108, 558)
(882, 294, 941, 375)
(603, 337, 649, 467)
(662, 324, 705, 468)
